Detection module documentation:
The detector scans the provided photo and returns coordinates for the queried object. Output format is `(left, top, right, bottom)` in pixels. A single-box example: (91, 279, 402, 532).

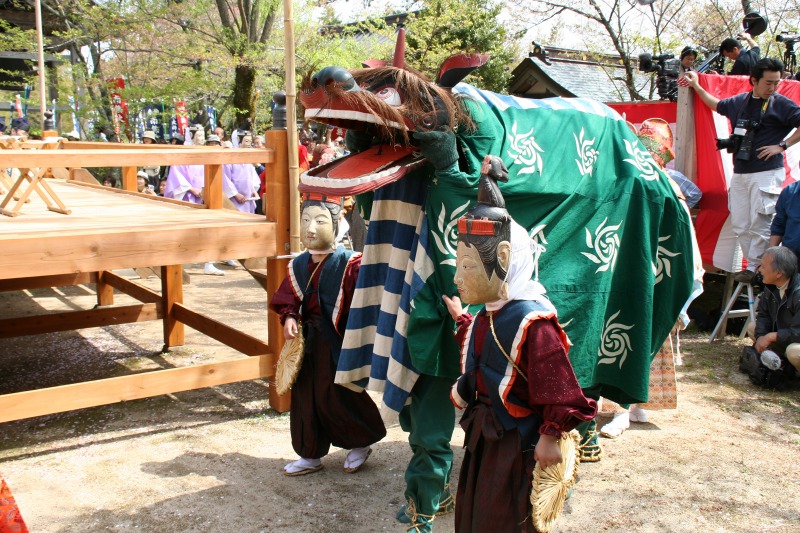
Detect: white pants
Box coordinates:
(728, 168, 784, 269)
(786, 343, 800, 372)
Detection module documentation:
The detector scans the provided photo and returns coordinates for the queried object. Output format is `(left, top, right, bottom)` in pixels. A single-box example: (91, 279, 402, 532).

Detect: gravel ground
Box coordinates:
(0, 264, 798, 533)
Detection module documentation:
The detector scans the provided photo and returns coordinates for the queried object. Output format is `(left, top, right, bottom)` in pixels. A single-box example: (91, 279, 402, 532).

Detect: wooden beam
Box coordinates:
(0, 223, 277, 280)
(0, 354, 274, 423)
(161, 265, 184, 349)
(121, 166, 137, 192)
(102, 271, 162, 304)
(266, 256, 291, 413)
(68, 167, 100, 184)
(264, 130, 291, 254)
(675, 85, 696, 181)
(0, 303, 161, 338)
(204, 164, 223, 209)
(172, 302, 270, 357)
(1, 148, 274, 168)
(96, 271, 115, 306)
(0, 272, 96, 292)
(64, 141, 205, 150)
(63, 178, 206, 208)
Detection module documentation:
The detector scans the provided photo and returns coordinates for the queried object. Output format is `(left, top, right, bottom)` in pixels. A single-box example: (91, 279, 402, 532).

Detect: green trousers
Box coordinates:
(399, 374, 456, 518)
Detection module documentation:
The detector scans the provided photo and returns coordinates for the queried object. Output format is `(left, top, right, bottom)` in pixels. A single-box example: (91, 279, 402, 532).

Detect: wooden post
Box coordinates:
(161, 264, 185, 350)
(264, 130, 291, 254)
(121, 166, 137, 191)
(95, 270, 114, 306)
(282, 0, 301, 254)
(675, 85, 697, 182)
(266, 256, 291, 413)
(205, 164, 223, 209)
(264, 127, 292, 413)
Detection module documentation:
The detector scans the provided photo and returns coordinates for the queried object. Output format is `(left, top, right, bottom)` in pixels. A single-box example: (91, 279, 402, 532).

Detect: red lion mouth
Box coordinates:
(300, 143, 426, 196)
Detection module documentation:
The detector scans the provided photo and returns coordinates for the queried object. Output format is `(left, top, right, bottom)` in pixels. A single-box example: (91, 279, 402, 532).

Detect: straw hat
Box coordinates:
(275, 323, 304, 395)
(530, 430, 581, 533)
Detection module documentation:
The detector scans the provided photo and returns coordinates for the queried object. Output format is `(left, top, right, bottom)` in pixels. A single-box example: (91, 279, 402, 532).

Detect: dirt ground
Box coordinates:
(0, 264, 798, 533)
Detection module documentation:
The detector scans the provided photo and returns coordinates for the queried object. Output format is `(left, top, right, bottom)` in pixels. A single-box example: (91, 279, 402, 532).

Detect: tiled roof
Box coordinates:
(510, 57, 654, 103)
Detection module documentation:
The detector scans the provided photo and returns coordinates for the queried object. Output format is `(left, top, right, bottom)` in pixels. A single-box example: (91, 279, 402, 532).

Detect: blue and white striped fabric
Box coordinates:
(335, 174, 430, 412)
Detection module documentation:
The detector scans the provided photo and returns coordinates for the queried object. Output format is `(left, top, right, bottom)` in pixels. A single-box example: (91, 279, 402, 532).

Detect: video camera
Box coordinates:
(777, 32, 800, 43)
(638, 53, 680, 101)
(716, 118, 760, 161)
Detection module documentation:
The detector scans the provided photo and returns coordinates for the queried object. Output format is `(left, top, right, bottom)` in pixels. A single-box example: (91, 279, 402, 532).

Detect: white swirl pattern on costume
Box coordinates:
(574, 127, 599, 176)
(598, 310, 634, 368)
(507, 121, 544, 175)
(653, 234, 681, 284)
(432, 200, 470, 267)
(622, 138, 659, 181)
(581, 217, 622, 273)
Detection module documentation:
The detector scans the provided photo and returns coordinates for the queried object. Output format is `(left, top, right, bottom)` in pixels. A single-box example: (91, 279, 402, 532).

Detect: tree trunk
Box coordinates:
(233, 65, 257, 125)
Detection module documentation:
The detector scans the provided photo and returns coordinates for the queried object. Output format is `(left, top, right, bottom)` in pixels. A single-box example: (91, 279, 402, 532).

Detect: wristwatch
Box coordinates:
(779, 141, 788, 151)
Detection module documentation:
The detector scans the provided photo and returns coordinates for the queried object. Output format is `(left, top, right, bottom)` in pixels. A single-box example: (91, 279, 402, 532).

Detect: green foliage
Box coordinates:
(403, 0, 517, 92)
(0, 19, 36, 52)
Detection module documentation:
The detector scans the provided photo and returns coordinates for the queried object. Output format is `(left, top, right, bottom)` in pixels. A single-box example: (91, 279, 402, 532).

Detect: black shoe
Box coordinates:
(733, 270, 755, 284)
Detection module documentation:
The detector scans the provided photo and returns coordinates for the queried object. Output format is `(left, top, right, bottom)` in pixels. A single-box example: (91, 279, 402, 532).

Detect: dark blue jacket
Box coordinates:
(771, 181, 800, 256)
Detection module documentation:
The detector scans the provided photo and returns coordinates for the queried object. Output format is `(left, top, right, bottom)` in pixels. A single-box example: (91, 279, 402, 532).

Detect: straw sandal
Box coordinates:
(343, 447, 372, 473)
(282, 458, 323, 477)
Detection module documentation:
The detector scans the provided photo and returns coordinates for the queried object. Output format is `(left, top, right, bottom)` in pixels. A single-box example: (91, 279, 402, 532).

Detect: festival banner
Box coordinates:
(206, 105, 217, 131)
(22, 85, 30, 115)
(140, 102, 165, 141)
(174, 99, 189, 136)
(106, 78, 129, 138)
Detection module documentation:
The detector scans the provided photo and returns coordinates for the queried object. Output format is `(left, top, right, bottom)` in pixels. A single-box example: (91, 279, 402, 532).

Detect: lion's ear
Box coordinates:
(436, 54, 490, 88)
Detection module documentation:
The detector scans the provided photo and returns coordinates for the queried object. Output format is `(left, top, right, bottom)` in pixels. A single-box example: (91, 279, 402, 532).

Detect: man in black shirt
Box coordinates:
(720, 33, 760, 75)
(684, 58, 800, 282)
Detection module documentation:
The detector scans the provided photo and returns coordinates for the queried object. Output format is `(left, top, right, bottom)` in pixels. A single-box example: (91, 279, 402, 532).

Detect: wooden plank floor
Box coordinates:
(0, 180, 277, 279)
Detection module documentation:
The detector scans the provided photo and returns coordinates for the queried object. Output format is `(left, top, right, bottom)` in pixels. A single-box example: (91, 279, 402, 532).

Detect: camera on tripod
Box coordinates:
(776, 32, 800, 43)
(716, 118, 760, 161)
(638, 53, 680, 101)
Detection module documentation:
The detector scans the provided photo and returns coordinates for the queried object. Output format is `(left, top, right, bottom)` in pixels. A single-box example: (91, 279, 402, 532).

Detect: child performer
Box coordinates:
(442, 157, 597, 532)
(269, 193, 386, 476)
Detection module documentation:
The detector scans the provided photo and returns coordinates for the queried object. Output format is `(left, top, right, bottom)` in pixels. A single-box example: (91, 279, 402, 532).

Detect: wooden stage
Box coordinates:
(0, 137, 294, 423)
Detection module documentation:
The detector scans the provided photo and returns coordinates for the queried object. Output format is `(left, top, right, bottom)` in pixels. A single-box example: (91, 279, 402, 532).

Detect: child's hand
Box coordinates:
(284, 317, 298, 339)
(442, 294, 464, 320)
(534, 434, 562, 468)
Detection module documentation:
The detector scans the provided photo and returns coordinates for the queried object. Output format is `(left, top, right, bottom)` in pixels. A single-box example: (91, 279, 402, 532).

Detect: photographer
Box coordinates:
(720, 33, 760, 75)
(680, 46, 698, 74)
(683, 58, 800, 283)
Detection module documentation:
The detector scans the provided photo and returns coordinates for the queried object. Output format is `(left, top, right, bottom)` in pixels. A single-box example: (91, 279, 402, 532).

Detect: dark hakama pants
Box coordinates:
(290, 317, 386, 459)
(455, 397, 537, 533)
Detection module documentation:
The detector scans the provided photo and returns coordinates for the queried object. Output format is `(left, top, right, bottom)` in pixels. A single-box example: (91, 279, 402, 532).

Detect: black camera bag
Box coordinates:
(739, 346, 789, 390)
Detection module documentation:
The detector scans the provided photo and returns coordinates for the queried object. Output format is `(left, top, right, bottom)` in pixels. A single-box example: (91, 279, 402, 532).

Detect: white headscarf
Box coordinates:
(485, 221, 554, 314)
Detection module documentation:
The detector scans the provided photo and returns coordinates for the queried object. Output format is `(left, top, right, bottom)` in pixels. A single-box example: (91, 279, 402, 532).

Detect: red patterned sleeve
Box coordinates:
(268, 264, 301, 325)
(453, 312, 474, 345)
(524, 319, 597, 437)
